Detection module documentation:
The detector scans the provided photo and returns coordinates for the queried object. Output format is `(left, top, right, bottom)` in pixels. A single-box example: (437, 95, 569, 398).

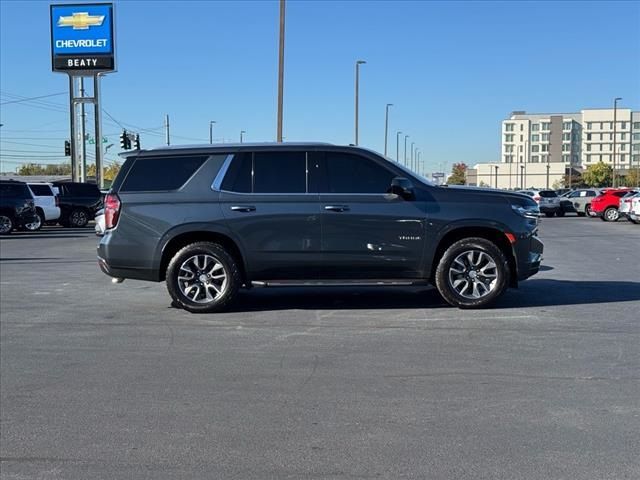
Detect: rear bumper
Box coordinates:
(539, 205, 560, 213)
(97, 254, 159, 282)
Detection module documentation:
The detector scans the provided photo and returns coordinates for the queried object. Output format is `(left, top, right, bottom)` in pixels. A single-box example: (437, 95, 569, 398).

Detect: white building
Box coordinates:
(469, 108, 640, 189)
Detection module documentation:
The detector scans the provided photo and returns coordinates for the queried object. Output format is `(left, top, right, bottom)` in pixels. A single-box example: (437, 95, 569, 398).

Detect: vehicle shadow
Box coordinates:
(218, 279, 640, 313)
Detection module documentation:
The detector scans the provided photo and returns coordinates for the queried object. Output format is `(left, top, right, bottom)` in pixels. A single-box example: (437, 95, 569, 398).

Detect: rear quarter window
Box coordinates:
(0, 183, 32, 197)
(120, 155, 208, 192)
(539, 190, 558, 197)
(29, 184, 54, 196)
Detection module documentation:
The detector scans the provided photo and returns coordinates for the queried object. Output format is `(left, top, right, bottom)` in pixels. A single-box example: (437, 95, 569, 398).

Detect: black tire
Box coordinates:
(434, 237, 509, 309)
(66, 208, 89, 228)
(544, 212, 554, 217)
(603, 207, 619, 222)
(24, 210, 44, 232)
(166, 242, 241, 313)
(556, 209, 565, 217)
(585, 204, 592, 216)
(0, 213, 14, 235)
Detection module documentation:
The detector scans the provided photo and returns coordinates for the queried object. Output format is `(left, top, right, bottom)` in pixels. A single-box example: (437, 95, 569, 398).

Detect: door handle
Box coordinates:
(324, 205, 350, 212)
(230, 205, 256, 212)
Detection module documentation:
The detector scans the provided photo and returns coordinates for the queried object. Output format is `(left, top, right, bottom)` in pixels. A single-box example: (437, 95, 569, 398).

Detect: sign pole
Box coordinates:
(79, 76, 87, 183)
(68, 74, 78, 182)
(94, 74, 103, 189)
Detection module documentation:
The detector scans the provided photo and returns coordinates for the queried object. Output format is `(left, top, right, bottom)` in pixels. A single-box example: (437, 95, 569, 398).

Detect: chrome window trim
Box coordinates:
(211, 154, 235, 191)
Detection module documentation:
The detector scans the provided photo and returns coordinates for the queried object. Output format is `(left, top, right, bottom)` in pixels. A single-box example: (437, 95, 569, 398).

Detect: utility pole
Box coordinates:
(354, 60, 366, 145)
(384, 103, 393, 156)
(396, 131, 401, 162)
(240, 130, 246, 143)
(165, 114, 170, 146)
(276, 0, 286, 142)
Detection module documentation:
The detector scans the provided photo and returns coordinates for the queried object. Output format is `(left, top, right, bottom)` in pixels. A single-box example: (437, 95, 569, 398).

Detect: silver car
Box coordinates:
(517, 189, 561, 217)
(619, 192, 640, 221)
(562, 188, 602, 217)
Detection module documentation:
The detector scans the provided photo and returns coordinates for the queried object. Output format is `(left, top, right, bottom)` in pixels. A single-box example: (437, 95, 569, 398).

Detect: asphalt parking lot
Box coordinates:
(1, 217, 639, 480)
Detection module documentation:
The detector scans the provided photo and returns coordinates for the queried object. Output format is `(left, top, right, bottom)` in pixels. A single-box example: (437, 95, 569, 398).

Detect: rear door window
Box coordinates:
(120, 155, 208, 192)
(0, 183, 31, 197)
(253, 152, 306, 194)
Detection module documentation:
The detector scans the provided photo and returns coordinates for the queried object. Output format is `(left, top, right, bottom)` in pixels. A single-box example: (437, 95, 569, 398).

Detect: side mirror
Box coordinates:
(389, 177, 415, 200)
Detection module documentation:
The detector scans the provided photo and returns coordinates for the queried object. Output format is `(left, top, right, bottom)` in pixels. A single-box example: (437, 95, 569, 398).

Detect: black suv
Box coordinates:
(53, 181, 103, 227)
(98, 144, 543, 312)
(0, 180, 38, 235)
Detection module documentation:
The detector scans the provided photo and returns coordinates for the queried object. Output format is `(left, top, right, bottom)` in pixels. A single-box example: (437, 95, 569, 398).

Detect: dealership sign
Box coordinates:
(50, 3, 115, 72)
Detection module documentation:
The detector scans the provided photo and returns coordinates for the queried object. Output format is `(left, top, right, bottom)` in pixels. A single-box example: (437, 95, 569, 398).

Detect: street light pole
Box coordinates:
(354, 60, 366, 146)
(411, 142, 415, 171)
(404, 135, 409, 167)
(612, 97, 622, 188)
(495, 165, 499, 188)
(276, 0, 286, 142)
(240, 130, 246, 143)
(209, 121, 216, 144)
(396, 131, 402, 163)
(384, 103, 393, 156)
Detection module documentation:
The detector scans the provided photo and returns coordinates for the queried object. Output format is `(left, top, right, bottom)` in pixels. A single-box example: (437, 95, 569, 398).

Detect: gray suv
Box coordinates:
(98, 144, 543, 312)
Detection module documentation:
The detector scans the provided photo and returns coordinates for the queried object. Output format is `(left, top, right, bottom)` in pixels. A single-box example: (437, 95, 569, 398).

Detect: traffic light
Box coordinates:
(64, 140, 71, 156)
(134, 134, 140, 150)
(119, 129, 131, 150)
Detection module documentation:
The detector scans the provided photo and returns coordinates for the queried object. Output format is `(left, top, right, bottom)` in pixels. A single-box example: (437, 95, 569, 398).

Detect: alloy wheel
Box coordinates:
(448, 250, 498, 299)
(25, 214, 42, 231)
(605, 208, 619, 221)
(0, 215, 12, 234)
(177, 254, 228, 304)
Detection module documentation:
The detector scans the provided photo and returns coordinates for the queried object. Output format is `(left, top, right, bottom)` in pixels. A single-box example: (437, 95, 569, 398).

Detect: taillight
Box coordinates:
(55, 195, 60, 207)
(533, 196, 540, 202)
(104, 193, 121, 229)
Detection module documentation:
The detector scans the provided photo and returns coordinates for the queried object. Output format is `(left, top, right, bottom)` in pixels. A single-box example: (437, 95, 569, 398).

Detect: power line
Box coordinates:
(0, 91, 66, 106)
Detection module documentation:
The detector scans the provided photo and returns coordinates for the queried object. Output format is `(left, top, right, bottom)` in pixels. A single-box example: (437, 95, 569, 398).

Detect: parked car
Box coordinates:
(52, 181, 103, 227)
(619, 192, 640, 221)
(629, 196, 640, 224)
(25, 182, 61, 231)
(562, 188, 602, 217)
(517, 189, 561, 217)
(98, 143, 544, 312)
(0, 180, 39, 235)
(94, 208, 106, 236)
(590, 188, 638, 222)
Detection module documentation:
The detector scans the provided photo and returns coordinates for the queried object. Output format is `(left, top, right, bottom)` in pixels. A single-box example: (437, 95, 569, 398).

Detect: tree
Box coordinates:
(582, 162, 612, 187)
(621, 168, 640, 188)
(447, 162, 467, 185)
(17, 162, 71, 176)
(86, 162, 121, 182)
(562, 170, 585, 189)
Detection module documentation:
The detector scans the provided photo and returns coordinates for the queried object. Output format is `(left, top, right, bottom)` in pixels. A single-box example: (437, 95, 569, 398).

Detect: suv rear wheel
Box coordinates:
(435, 237, 509, 308)
(603, 207, 619, 222)
(166, 242, 241, 313)
(66, 208, 89, 228)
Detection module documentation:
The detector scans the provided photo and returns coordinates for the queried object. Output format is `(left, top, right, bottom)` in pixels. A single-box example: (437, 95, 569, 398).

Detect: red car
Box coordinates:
(590, 188, 637, 222)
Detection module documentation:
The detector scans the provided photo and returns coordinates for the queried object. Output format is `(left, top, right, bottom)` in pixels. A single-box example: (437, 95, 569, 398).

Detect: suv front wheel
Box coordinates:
(166, 242, 241, 313)
(435, 237, 509, 308)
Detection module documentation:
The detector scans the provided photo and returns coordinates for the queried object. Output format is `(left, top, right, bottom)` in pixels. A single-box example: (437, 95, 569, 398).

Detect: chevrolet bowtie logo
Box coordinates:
(58, 12, 105, 30)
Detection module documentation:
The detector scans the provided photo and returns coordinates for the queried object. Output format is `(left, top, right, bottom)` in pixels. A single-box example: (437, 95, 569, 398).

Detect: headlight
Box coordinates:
(511, 204, 540, 219)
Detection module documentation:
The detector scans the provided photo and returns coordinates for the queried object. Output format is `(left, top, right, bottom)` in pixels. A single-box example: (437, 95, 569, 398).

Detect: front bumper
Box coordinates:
(514, 234, 544, 281)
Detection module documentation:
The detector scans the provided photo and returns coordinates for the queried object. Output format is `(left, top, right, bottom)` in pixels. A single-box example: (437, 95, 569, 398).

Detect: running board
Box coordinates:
(251, 279, 430, 288)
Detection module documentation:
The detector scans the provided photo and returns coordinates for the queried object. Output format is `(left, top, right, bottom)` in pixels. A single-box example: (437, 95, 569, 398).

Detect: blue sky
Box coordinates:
(1, 0, 639, 174)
